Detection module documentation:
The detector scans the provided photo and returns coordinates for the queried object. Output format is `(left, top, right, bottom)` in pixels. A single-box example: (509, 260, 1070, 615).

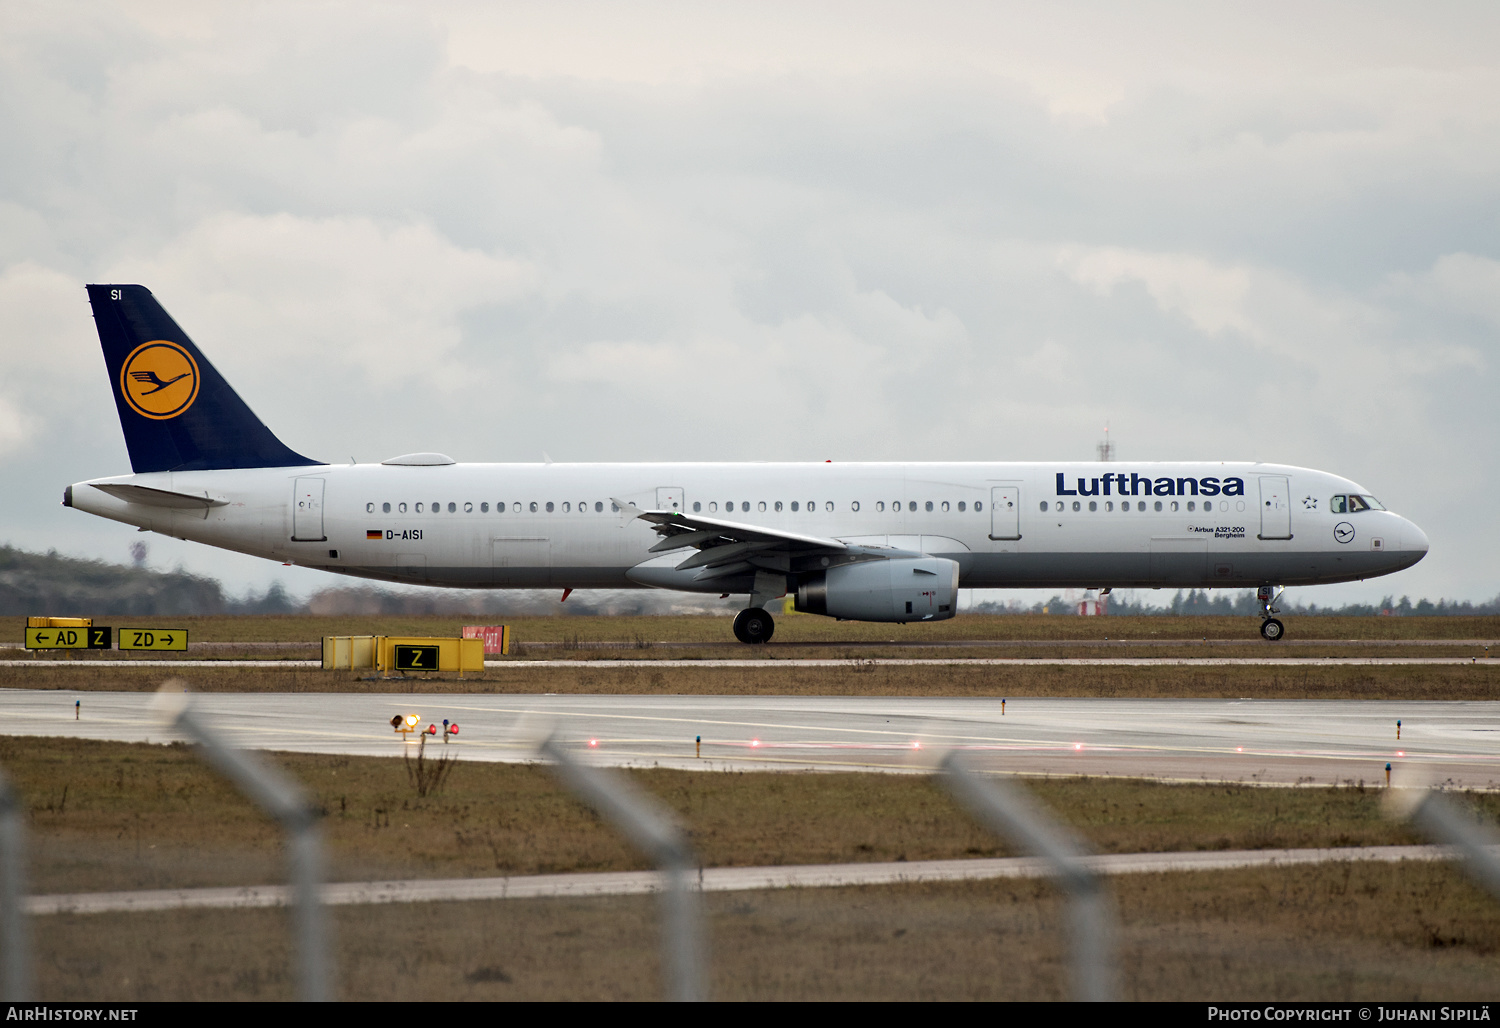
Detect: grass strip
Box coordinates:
(29, 861, 1500, 1000)
(6, 613, 1498, 646)
(7, 736, 1498, 896)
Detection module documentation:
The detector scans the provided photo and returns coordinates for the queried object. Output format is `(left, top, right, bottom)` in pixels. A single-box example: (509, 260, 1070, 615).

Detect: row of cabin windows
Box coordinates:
(1041, 499, 1241, 513)
(364, 499, 987, 515)
(690, 500, 984, 514)
(365, 501, 615, 514)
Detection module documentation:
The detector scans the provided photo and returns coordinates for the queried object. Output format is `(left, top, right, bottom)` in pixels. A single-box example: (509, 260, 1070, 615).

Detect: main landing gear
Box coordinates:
(1257, 585, 1285, 642)
(733, 608, 775, 644)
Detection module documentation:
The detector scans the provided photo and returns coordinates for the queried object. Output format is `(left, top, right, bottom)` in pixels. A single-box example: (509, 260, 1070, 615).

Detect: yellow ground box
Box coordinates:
(377, 636, 484, 674)
(320, 635, 484, 673)
(322, 635, 380, 670)
(27, 617, 92, 628)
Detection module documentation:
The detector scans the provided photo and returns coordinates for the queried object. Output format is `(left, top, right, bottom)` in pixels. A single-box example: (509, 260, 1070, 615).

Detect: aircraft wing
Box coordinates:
(620, 503, 849, 581)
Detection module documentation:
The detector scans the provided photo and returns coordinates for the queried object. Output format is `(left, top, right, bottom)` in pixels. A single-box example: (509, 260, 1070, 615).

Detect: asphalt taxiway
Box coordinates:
(1, 691, 1495, 789)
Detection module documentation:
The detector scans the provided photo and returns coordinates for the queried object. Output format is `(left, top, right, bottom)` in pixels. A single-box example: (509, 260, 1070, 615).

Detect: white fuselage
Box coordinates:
(66, 460, 1429, 594)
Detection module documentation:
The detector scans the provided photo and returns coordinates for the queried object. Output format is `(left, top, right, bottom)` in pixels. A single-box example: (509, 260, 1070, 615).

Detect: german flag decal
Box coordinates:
(367, 529, 383, 540)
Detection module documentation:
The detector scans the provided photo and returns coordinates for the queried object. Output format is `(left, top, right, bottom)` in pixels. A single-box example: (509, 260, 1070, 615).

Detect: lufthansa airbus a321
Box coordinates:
(64, 285, 1429, 643)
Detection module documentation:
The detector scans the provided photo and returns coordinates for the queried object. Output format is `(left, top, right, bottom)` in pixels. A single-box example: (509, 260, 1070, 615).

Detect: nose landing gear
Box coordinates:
(733, 607, 775, 644)
(1257, 585, 1285, 641)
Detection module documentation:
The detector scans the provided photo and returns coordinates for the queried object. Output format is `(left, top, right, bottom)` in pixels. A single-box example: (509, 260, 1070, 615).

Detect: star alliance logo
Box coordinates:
(1302, 496, 1318, 509)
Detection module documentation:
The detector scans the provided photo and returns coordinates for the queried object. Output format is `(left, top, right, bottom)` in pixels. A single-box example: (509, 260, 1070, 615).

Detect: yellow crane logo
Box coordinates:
(120, 340, 200, 420)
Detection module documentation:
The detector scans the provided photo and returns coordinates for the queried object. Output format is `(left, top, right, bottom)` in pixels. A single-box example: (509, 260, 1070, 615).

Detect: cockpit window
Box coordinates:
(1347, 495, 1371, 512)
(1329, 495, 1346, 513)
(1360, 495, 1385, 510)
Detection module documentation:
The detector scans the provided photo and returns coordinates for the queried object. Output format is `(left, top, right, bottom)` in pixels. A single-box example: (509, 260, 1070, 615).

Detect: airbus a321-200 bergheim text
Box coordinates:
(64, 285, 1430, 644)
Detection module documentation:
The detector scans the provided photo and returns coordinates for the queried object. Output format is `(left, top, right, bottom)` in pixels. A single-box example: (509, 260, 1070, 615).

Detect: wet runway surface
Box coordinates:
(3, 656, 1495, 667)
(3, 691, 1496, 789)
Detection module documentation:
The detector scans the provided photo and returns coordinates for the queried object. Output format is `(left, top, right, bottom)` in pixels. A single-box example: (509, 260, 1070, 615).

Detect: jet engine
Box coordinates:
(795, 556, 959, 623)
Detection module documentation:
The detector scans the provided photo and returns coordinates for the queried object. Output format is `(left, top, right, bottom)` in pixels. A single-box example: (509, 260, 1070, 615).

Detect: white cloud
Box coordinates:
(1, 1, 1497, 602)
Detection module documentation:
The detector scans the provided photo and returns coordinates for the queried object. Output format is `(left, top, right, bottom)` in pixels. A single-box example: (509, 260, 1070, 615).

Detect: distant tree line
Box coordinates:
(5, 544, 1495, 618)
(0, 545, 734, 617)
(971, 588, 1500, 617)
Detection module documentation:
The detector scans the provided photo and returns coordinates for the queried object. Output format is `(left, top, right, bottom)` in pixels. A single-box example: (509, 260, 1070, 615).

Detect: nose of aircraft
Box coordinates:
(1404, 517, 1430, 561)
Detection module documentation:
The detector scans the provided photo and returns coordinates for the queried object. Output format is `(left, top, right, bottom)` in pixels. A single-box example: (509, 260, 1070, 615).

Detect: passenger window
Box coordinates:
(610, 502, 620, 512)
(529, 502, 538, 512)
(383, 502, 391, 513)
(1186, 501, 1195, 512)
(925, 501, 933, 512)
(790, 501, 798, 512)
(941, 501, 950, 512)
(562, 502, 571, 512)
(399, 502, 407, 513)
(481, 502, 489, 513)
(545, 501, 554, 513)
(1090, 501, 1099, 512)
(975, 502, 983, 512)
(415, 503, 424, 513)
(512, 501, 520, 512)
(595, 502, 604, 512)
(758, 501, 767, 512)
(709, 502, 718, 512)
(1104, 501, 1112, 512)
(724, 500, 733, 511)
(892, 500, 900, 511)
(809, 501, 817, 512)
(876, 501, 884, 512)
(1329, 495, 1346, 513)
(825, 502, 834, 512)
(851, 501, 860, 512)
(775, 501, 783, 512)
(1072, 501, 1080, 512)
(1154, 501, 1163, 512)
(740, 502, 749, 512)
(1040, 501, 1048, 512)
(693, 501, 701, 513)
(366, 502, 374, 513)
(908, 501, 917, 512)
(958, 501, 966, 512)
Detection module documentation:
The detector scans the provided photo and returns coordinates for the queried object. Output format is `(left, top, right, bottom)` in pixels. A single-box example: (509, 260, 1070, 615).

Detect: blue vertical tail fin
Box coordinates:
(87, 284, 322, 473)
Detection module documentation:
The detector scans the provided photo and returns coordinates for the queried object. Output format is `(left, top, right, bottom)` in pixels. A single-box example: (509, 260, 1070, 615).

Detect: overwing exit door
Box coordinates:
(656, 487, 685, 512)
(292, 477, 326, 541)
(989, 485, 1020, 540)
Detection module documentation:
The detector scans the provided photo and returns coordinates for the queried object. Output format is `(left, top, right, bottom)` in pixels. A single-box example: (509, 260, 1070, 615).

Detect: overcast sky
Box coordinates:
(2, 1, 1497, 606)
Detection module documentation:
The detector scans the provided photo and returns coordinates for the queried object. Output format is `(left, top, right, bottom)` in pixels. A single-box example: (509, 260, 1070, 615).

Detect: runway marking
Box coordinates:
(26, 845, 1464, 915)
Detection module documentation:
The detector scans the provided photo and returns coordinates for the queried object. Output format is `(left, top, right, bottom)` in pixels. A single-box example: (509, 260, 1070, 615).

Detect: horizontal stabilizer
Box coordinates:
(89, 483, 228, 509)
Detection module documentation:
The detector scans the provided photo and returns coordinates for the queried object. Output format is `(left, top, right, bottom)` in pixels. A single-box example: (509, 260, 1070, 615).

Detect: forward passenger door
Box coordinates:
(1258, 476, 1292, 540)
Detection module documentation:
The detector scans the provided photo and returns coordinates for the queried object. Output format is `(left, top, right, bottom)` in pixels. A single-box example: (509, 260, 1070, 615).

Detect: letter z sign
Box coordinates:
(394, 645, 440, 671)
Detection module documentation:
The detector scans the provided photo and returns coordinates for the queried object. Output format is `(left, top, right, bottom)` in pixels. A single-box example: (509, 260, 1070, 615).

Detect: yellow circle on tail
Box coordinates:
(120, 341, 200, 420)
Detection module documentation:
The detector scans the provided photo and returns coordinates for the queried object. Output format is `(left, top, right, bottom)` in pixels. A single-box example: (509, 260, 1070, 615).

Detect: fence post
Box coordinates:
(1386, 788, 1500, 901)
(938, 751, 1119, 1001)
(151, 684, 332, 1002)
(538, 734, 706, 1001)
(0, 768, 31, 1000)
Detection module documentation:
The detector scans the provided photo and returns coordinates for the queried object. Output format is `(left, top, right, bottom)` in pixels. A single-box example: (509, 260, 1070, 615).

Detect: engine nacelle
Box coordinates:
(796, 556, 959, 623)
